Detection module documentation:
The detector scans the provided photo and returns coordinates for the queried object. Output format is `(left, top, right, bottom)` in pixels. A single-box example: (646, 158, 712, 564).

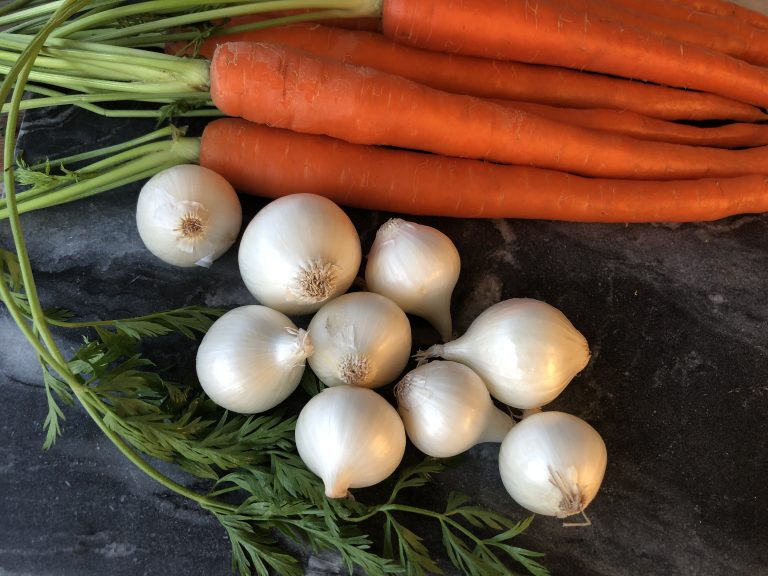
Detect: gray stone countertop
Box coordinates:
(2, 102, 768, 576)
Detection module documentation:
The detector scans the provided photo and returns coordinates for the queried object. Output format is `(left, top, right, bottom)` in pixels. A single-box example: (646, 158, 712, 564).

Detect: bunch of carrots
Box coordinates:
(164, 0, 768, 223)
(7, 0, 768, 222)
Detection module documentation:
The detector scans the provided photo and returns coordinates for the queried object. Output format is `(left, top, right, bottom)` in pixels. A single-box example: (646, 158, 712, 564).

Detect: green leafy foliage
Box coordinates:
(352, 460, 551, 576)
(1, 250, 548, 576)
(110, 306, 224, 339)
(41, 364, 73, 449)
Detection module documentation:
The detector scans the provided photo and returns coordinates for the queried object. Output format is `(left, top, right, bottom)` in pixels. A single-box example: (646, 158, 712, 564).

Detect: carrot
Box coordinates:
(168, 22, 766, 122)
(491, 100, 768, 148)
(672, 0, 768, 30)
(602, 0, 768, 66)
(209, 42, 768, 181)
(200, 117, 768, 223)
(561, 0, 768, 66)
(380, 0, 768, 109)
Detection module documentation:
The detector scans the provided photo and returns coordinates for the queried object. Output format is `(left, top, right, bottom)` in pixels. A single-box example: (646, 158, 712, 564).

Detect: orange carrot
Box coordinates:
(561, 0, 768, 66)
(168, 22, 766, 122)
(673, 0, 768, 30)
(603, 0, 768, 65)
(491, 100, 768, 148)
(380, 0, 768, 109)
(209, 42, 768, 180)
(199, 117, 768, 223)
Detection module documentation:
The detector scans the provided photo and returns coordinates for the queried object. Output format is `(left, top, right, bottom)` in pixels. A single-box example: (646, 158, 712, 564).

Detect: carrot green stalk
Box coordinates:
(199, 118, 768, 223)
(179, 10, 382, 33)
(49, 0, 382, 41)
(491, 100, 768, 148)
(0, 127, 200, 220)
(1, 83, 217, 117)
(0, 33, 210, 96)
(379, 0, 768, 109)
(167, 22, 767, 122)
(209, 41, 768, 180)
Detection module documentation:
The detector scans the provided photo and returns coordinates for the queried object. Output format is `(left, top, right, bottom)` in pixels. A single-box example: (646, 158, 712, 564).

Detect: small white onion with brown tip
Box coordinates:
(195, 305, 313, 414)
(395, 360, 514, 458)
(365, 218, 460, 341)
(136, 164, 242, 268)
(307, 291, 412, 388)
(295, 386, 406, 498)
(498, 411, 607, 522)
(418, 298, 590, 409)
(238, 193, 361, 315)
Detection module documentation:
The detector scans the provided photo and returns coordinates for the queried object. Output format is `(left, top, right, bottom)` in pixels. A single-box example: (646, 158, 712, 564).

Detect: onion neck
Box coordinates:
(475, 406, 514, 444)
(288, 327, 314, 363)
(414, 343, 445, 366)
(324, 473, 352, 499)
(521, 407, 543, 419)
(421, 302, 453, 343)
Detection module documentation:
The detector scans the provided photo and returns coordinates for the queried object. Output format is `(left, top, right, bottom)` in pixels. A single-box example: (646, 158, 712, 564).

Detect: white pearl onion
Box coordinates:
(238, 193, 361, 315)
(498, 411, 607, 520)
(365, 218, 460, 341)
(135, 164, 242, 268)
(307, 291, 412, 388)
(195, 305, 313, 413)
(395, 360, 514, 458)
(295, 386, 406, 498)
(419, 298, 590, 409)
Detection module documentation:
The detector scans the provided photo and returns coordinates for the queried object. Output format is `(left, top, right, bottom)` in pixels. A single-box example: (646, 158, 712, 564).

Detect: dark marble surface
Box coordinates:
(2, 102, 768, 576)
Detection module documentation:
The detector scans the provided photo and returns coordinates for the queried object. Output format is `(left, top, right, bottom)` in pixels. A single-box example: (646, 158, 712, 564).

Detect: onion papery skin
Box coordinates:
(498, 411, 607, 518)
(136, 164, 242, 268)
(429, 298, 590, 409)
(395, 360, 513, 458)
(307, 291, 412, 388)
(295, 386, 407, 498)
(237, 193, 362, 315)
(195, 305, 313, 414)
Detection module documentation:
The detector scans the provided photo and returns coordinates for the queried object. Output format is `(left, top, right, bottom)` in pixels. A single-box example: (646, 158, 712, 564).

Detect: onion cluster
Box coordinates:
(136, 177, 607, 517)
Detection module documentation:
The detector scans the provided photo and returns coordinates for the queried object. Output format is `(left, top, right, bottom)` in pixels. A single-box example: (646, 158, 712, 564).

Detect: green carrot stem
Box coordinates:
(52, 0, 381, 39)
(22, 123, 177, 170)
(0, 0, 122, 27)
(0, 0, 35, 18)
(6, 139, 179, 211)
(0, 32, 199, 61)
(74, 387, 239, 515)
(2, 88, 212, 113)
(1, 0, 95, 373)
(0, 137, 201, 220)
(0, 275, 71, 377)
(0, 0, 292, 559)
(110, 8, 375, 49)
(0, 49, 183, 83)
(88, 2, 382, 46)
(0, 48, 185, 83)
(6, 84, 218, 117)
(0, 0, 65, 26)
(0, 32, 211, 93)
(0, 61, 207, 94)
(347, 501, 517, 566)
